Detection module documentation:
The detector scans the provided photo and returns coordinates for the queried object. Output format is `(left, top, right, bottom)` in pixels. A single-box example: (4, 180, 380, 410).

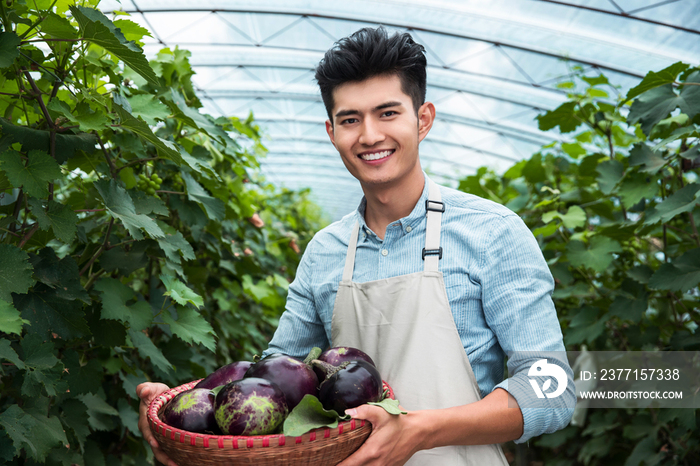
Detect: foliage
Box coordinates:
(458, 64, 700, 465)
(0, 0, 325, 463)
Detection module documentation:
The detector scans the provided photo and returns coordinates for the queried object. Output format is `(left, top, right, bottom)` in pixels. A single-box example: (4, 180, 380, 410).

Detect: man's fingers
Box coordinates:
(345, 404, 385, 423)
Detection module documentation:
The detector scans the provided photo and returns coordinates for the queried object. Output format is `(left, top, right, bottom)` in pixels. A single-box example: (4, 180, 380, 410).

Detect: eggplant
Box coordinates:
(214, 377, 288, 436)
(244, 353, 319, 409)
(314, 346, 375, 382)
(317, 360, 383, 413)
(161, 388, 219, 434)
(194, 361, 253, 390)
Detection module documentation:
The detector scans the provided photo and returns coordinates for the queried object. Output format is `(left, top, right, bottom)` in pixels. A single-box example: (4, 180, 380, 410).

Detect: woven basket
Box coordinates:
(148, 379, 395, 466)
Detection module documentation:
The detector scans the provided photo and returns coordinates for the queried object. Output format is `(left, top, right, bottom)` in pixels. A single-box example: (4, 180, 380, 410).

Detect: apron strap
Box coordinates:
(423, 178, 443, 273)
(343, 221, 361, 281)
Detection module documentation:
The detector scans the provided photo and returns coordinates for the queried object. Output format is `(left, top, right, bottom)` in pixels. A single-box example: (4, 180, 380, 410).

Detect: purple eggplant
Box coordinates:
(214, 377, 288, 435)
(194, 361, 253, 390)
(244, 353, 319, 410)
(317, 360, 383, 413)
(314, 347, 375, 382)
(161, 388, 219, 434)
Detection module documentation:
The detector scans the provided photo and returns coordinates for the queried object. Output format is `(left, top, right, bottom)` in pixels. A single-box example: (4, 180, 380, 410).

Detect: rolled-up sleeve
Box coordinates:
(479, 214, 576, 443)
(263, 240, 329, 359)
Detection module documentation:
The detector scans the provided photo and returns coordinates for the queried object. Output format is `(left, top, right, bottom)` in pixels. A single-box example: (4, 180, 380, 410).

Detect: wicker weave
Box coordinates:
(148, 380, 395, 465)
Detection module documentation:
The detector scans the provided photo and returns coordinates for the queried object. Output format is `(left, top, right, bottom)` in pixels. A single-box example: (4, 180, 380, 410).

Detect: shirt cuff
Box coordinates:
(493, 376, 575, 444)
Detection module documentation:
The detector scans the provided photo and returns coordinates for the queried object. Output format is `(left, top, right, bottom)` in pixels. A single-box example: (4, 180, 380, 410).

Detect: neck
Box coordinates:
(362, 166, 425, 240)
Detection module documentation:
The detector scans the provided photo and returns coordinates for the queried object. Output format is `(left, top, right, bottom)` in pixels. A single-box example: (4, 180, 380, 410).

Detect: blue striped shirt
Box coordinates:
(265, 173, 575, 443)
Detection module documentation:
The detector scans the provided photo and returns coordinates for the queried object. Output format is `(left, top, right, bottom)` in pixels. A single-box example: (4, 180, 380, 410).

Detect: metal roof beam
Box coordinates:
(114, 6, 684, 77)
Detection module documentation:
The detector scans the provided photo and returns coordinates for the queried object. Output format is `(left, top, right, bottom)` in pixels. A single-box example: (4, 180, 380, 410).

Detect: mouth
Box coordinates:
(358, 149, 394, 161)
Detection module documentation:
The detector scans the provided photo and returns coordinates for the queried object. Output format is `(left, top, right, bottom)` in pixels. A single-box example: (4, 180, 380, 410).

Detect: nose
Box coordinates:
(358, 117, 385, 147)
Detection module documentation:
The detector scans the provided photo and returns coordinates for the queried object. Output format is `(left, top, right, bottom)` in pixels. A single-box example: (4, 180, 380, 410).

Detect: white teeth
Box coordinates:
(360, 150, 392, 161)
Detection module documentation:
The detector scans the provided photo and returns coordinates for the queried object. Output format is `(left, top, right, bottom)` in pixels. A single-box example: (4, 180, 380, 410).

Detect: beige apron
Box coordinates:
(331, 178, 509, 465)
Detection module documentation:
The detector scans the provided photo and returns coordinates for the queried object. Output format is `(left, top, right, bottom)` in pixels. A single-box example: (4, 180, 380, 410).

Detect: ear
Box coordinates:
(325, 119, 337, 149)
(417, 102, 436, 143)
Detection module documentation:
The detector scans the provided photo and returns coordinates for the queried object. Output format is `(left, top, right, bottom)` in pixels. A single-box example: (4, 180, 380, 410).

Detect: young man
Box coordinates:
(138, 27, 575, 465)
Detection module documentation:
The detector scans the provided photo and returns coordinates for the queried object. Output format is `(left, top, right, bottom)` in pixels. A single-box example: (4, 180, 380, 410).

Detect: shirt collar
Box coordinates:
(354, 171, 431, 240)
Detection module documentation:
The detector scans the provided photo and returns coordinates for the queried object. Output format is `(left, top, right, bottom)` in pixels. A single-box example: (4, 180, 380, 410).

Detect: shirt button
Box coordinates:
(381, 249, 388, 256)
(406, 226, 412, 232)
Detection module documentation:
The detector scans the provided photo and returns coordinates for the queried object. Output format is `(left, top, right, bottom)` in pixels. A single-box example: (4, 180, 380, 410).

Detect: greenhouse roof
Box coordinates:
(100, 0, 700, 220)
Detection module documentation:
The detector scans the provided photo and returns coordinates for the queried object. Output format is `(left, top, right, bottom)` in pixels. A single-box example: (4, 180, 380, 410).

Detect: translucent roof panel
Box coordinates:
(100, 0, 700, 220)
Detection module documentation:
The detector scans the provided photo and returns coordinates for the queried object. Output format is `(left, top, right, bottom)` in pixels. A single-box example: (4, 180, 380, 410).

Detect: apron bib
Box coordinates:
(331, 179, 509, 465)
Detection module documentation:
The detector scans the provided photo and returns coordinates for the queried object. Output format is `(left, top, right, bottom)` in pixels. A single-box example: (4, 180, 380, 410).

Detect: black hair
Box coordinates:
(315, 26, 427, 122)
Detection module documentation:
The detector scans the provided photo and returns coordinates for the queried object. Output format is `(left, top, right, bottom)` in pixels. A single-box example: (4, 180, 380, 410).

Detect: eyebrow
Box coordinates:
(334, 101, 403, 119)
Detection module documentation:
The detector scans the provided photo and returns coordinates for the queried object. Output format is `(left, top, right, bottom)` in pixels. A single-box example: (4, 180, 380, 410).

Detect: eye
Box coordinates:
(382, 110, 397, 117)
(340, 117, 358, 125)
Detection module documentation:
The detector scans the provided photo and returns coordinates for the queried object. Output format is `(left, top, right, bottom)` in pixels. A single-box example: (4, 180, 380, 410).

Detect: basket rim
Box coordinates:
(148, 379, 393, 448)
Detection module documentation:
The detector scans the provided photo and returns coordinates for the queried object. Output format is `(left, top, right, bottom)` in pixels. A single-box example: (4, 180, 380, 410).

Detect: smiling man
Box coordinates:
(137, 26, 574, 466)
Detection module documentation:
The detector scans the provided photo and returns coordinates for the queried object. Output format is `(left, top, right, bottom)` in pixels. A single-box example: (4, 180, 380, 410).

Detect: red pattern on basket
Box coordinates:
(148, 379, 392, 451)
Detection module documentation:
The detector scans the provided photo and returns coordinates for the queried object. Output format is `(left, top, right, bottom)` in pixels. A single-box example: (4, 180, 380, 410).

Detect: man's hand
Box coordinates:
(337, 404, 420, 466)
(137, 382, 179, 466)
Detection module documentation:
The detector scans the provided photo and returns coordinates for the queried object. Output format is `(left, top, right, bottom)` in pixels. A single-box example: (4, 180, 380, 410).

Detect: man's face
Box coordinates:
(325, 74, 434, 189)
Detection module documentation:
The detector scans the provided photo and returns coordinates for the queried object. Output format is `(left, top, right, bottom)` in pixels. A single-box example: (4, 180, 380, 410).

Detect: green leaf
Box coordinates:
(628, 75, 700, 135)
(167, 89, 232, 145)
(29, 198, 78, 243)
(0, 299, 29, 336)
(20, 334, 63, 397)
(0, 119, 97, 164)
(127, 328, 173, 373)
(157, 227, 195, 264)
(28, 247, 88, 302)
(0, 32, 21, 68)
(39, 12, 78, 39)
(567, 237, 622, 273)
(628, 144, 666, 175)
(160, 274, 203, 308)
(522, 153, 546, 184)
(596, 159, 624, 195)
(626, 62, 689, 100)
(14, 283, 90, 339)
(78, 393, 119, 431)
(561, 205, 586, 229)
(537, 102, 581, 133)
(618, 173, 659, 209)
(59, 399, 90, 451)
(643, 183, 700, 225)
(113, 19, 152, 44)
(627, 265, 654, 284)
(1, 149, 62, 198)
(624, 435, 662, 466)
(609, 296, 647, 323)
(98, 241, 149, 277)
(561, 142, 586, 158)
(648, 248, 700, 292)
(367, 397, 407, 415)
(652, 125, 700, 152)
(0, 338, 25, 370)
(70, 6, 159, 87)
(131, 190, 168, 216)
(3, 398, 68, 462)
(63, 350, 103, 395)
(71, 101, 110, 133)
(113, 103, 183, 164)
(182, 172, 224, 221)
(162, 305, 216, 352)
(0, 244, 34, 302)
(94, 277, 153, 331)
(582, 74, 609, 87)
(282, 394, 346, 437)
(118, 398, 141, 436)
(94, 178, 164, 239)
(126, 94, 170, 126)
